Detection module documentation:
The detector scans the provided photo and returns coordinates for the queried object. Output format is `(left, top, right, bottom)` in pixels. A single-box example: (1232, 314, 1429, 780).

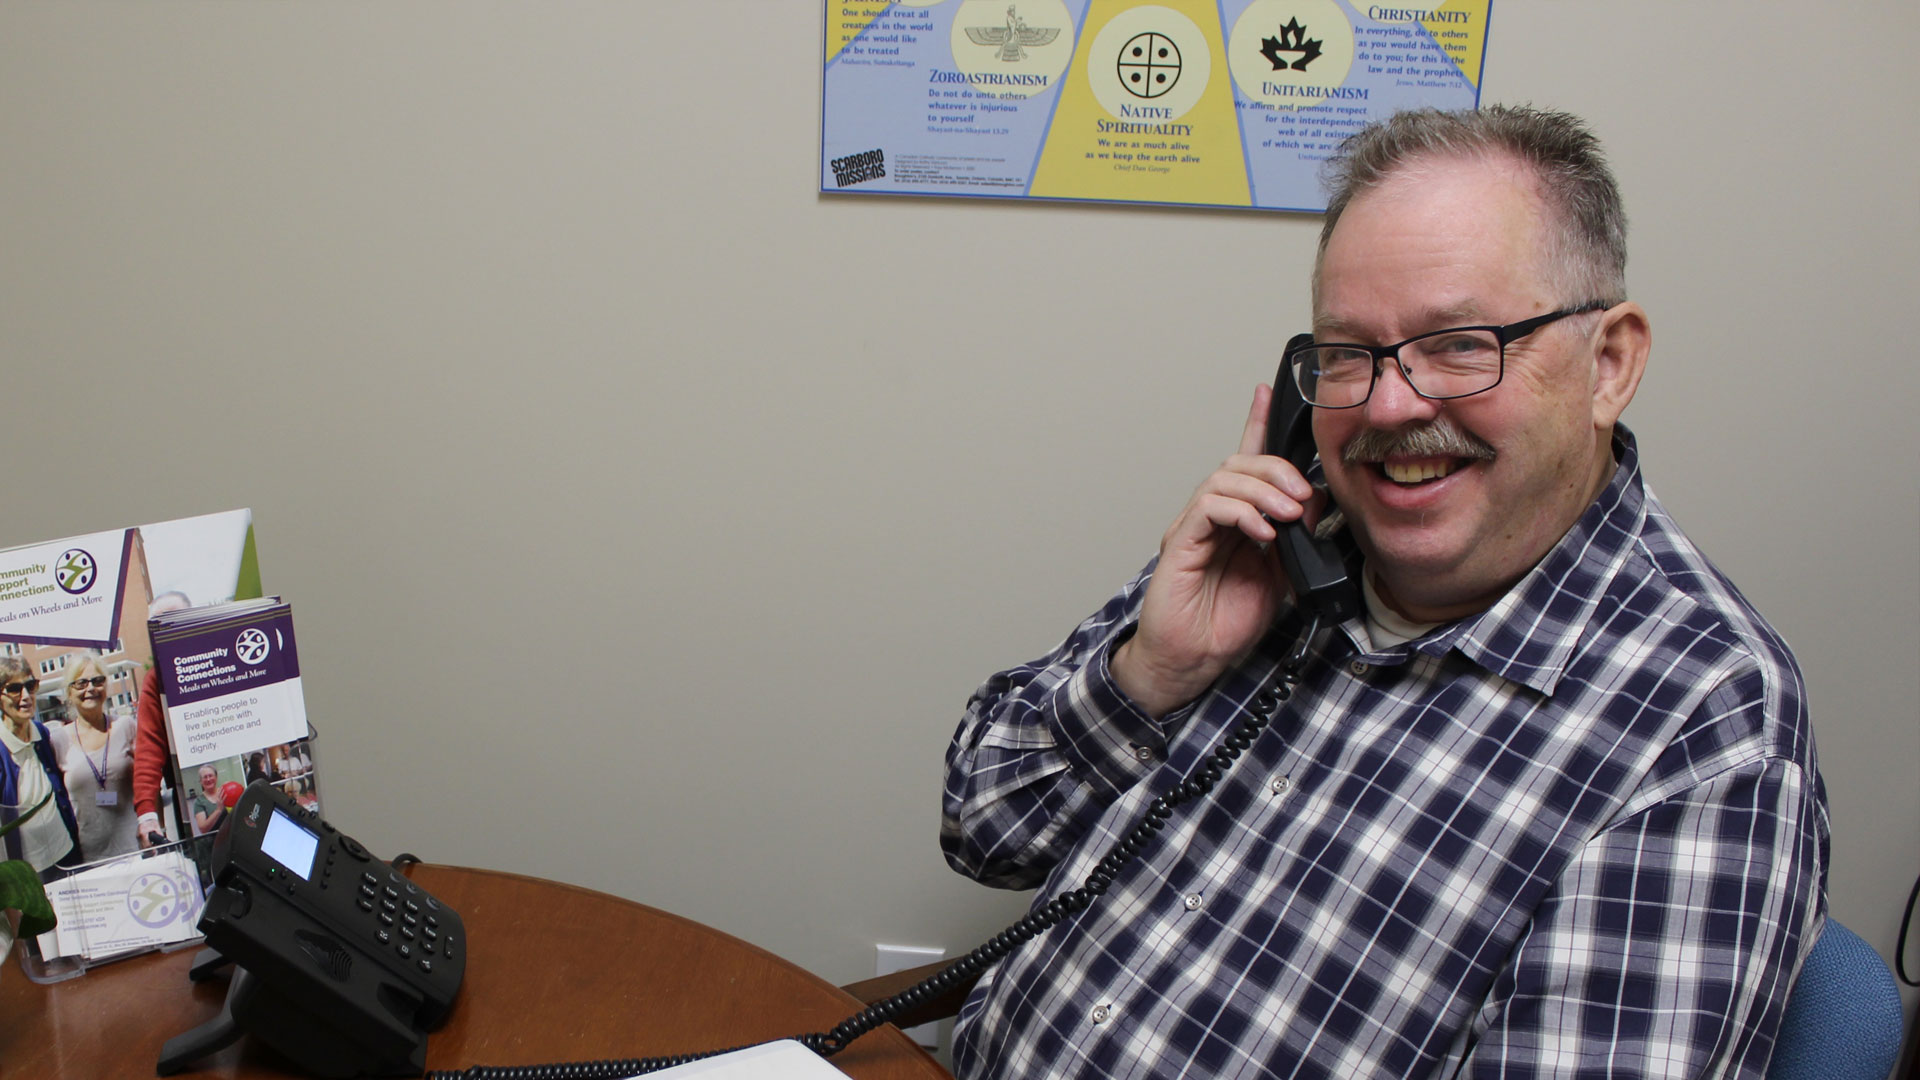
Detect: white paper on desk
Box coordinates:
(626, 1040, 851, 1079)
(34, 849, 205, 961)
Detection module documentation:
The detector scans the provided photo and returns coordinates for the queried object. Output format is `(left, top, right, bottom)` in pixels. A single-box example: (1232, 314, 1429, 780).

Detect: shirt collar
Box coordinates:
(1, 717, 39, 761)
(1415, 426, 1646, 694)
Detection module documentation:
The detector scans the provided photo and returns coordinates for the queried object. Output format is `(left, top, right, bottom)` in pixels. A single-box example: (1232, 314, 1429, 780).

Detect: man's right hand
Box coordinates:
(1111, 384, 1320, 719)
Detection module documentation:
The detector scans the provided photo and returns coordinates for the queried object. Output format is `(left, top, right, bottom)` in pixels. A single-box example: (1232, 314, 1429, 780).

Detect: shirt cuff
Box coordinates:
(1040, 631, 1176, 801)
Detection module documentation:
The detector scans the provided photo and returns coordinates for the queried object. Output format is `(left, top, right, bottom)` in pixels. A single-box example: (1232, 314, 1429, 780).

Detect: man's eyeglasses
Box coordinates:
(2, 680, 40, 697)
(70, 676, 107, 690)
(1285, 302, 1613, 409)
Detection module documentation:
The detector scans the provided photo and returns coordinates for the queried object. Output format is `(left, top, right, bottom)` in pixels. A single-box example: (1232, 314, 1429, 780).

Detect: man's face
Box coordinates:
(149, 593, 191, 619)
(1311, 154, 1616, 622)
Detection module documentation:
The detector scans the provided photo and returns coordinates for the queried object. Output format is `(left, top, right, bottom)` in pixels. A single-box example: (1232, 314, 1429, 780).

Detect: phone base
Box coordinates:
(156, 964, 249, 1075)
(156, 959, 428, 1078)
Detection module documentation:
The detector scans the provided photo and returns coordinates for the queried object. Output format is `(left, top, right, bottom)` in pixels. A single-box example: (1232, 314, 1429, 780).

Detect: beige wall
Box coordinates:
(4, 0, 1914, 1049)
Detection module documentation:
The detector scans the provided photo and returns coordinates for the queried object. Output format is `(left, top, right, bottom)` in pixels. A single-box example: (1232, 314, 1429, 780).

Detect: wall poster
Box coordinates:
(822, 0, 1492, 212)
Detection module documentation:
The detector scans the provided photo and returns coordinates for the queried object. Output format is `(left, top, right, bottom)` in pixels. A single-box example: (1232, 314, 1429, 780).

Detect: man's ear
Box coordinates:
(1590, 301, 1650, 429)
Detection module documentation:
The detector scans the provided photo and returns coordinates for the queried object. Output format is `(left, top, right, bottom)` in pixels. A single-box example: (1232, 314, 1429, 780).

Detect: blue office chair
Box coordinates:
(1767, 920, 1906, 1080)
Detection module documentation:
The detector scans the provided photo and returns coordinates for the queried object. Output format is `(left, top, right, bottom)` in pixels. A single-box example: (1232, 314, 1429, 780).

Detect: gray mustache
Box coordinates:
(1341, 420, 1497, 464)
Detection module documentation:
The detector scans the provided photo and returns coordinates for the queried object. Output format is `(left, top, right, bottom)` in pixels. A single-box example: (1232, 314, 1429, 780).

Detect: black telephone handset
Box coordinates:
(1267, 335, 1362, 626)
(158, 781, 466, 1078)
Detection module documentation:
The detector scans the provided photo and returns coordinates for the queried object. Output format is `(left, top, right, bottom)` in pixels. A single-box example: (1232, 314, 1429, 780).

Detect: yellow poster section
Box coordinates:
(1421, 1, 1489, 88)
(827, 2, 894, 64)
(1030, 1, 1248, 207)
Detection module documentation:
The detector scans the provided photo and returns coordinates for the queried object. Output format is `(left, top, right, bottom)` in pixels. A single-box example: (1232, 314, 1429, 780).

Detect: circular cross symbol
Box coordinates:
(55, 549, 96, 595)
(1117, 31, 1181, 98)
(127, 871, 189, 928)
(235, 627, 271, 665)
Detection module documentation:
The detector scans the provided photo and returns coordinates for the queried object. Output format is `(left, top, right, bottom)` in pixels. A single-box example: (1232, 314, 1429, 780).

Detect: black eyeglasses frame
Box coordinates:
(1284, 301, 1616, 409)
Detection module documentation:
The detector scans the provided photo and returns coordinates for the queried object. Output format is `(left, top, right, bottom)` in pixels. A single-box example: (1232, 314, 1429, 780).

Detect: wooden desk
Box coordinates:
(1, 864, 951, 1079)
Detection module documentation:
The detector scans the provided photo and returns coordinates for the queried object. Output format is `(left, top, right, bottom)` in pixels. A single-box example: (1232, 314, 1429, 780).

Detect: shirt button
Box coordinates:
(1269, 776, 1293, 795)
(1133, 746, 1154, 763)
(1183, 893, 1202, 911)
(1348, 660, 1370, 675)
(1090, 1004, 1111, 1024)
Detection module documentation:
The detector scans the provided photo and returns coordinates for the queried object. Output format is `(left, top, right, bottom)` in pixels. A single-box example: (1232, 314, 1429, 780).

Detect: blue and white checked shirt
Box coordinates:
(942, 430, 1827, 1080)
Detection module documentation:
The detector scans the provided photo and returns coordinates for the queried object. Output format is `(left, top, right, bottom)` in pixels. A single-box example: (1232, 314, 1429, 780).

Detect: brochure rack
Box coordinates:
(16, 831, 216, 983)
(13, 724, 320, 984)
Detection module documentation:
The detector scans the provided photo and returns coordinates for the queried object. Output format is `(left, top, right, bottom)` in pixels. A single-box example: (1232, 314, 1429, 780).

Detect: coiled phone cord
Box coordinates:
(426, 619, 1319, 1080)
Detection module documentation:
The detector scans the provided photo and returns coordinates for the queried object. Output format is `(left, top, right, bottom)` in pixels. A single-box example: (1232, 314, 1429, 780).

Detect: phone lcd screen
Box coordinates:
(261, 808, 320, 880)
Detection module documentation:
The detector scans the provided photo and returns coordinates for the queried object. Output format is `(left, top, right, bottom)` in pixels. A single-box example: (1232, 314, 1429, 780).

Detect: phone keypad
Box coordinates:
(335, 863, 460, 984)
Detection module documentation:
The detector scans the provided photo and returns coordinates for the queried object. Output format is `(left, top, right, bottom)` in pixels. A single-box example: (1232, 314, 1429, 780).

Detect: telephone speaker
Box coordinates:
(297, 929, 353, 982)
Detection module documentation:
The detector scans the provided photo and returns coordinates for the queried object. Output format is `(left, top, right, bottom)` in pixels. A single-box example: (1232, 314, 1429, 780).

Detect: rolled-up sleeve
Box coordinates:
(940, 562, 1189, 889)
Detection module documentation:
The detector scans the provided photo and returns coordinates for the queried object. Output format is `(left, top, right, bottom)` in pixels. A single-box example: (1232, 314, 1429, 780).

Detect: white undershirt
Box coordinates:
(2, 722, 74, 871)
(1361, 567, 1444, 649)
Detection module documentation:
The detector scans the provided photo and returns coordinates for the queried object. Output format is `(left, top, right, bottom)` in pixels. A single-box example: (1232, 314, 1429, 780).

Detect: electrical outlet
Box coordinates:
(875, 943, 946, 1050)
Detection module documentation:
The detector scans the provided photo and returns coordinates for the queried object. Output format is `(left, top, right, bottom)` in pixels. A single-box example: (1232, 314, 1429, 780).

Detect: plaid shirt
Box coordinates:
(942, 430, 1827, 1080)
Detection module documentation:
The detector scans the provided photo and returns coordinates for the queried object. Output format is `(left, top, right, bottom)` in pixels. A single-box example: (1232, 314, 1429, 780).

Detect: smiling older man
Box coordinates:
(942, 106, 1826, 1080)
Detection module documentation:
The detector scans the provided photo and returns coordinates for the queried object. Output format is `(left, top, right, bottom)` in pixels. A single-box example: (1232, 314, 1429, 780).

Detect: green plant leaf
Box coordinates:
(0, 792, 51, 839)
(0, 858, 55, 937)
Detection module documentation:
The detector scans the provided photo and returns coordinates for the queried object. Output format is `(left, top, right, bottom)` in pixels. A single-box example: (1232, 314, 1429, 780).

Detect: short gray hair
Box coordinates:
(1316, 105, 1628, 306)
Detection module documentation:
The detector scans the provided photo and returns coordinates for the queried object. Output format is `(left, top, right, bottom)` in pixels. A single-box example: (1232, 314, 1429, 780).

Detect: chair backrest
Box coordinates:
(1767, 920, 1906, 1080)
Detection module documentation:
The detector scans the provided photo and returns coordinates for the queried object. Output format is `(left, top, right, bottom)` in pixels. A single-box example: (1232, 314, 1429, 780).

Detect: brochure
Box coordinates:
(0, 509, 259, 974)
(150, 598, 318, 837)
(0, 510, 257, 862)
(34, 846, 206, 963)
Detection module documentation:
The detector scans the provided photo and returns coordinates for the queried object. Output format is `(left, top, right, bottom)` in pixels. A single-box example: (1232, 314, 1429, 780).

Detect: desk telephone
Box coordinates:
(431, 356, 1367, 1080)
(158, 781, 466, 1078)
